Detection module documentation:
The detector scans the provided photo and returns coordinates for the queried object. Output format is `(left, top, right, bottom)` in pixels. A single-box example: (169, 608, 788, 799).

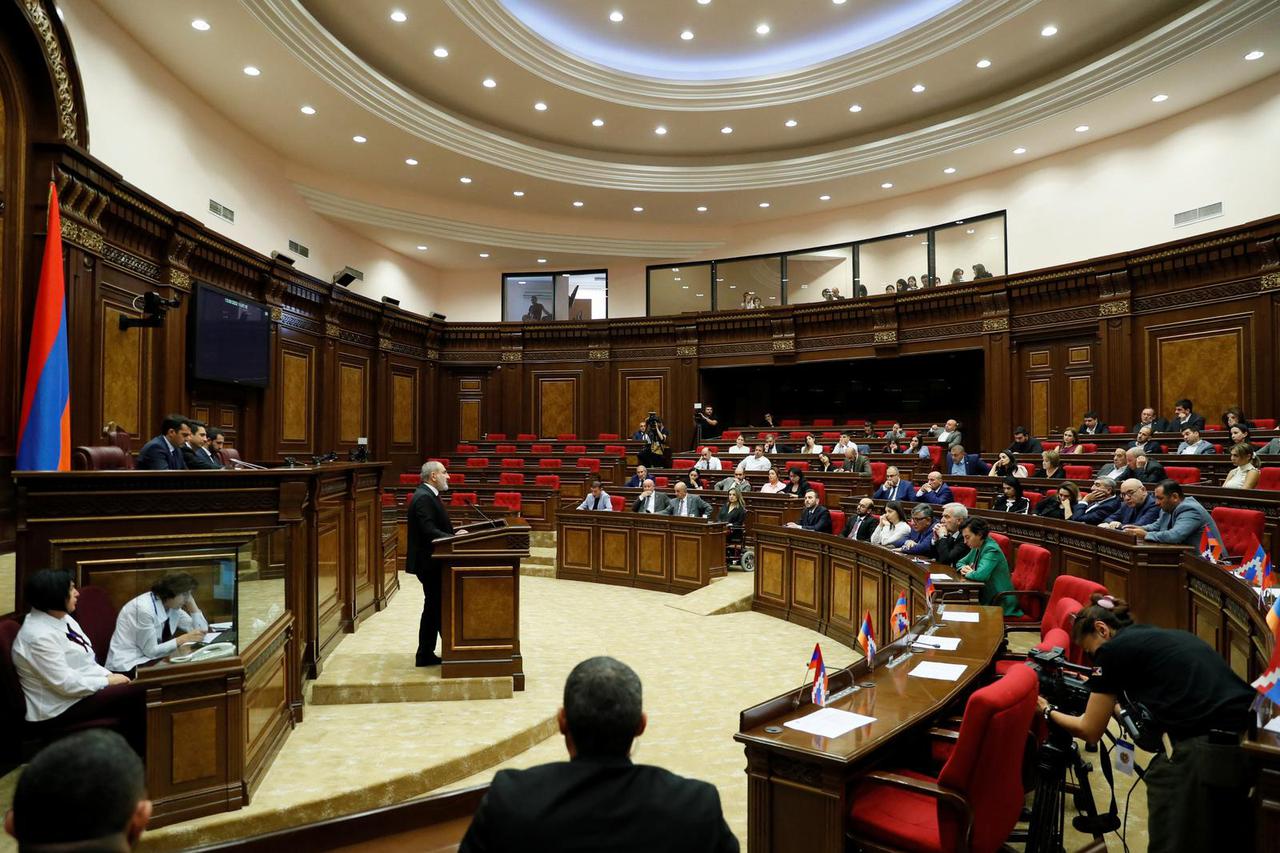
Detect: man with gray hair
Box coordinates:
(408, 460, 465, 667)
(460, 656, 738, 852)
(631, 479, 671, 514)
(898, 504, 936, 557)
(1073, 477, 1121, 525)
(1099, 478, 1160, 529)
(932, 502, 970, 566)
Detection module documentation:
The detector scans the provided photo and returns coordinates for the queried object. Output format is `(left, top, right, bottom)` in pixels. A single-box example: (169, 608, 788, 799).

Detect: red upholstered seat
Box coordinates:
(780, 419, 801, 427)
(950, 486, 977, 508)
(1254, 418, 1277, 429)
(722, 430, 740, 441)
(1211, 506, 1265, 559)
(875, 420, 896, 426)
(848, 665, 1038, 853)
(1001, 575, 1107, 665)
(556, 433, 577, 441)
(828, 509, 846, 535)
(1041, 441, 1060, 451)
(493, 492, 521, 513)
(814, 418, 835, 427)
(1207, 424, 1223, 432)
(449, 472, 465, 484)
(501, 458, 525, 469)
(565, 444, 587, 455)
(821, 432, 841, 441)
(870, 462, 887, 487)
(398, 473, 420, 485)
(609, 495, 625, 512)
(1164, 465, 1200, 484)
(603, 445, 627, 455)
(927, 445, 944, 469)
(381, 492, 397, 507)
(539, 458, 562, 469)
(577, 458, 600, 472)
(466, 458, 489, 468)
(487, 433, 507, 440)
(532, 443, 553, 454)
(517, 433, 538, 441)
(1022, 463, 1037, 478)
(450, 491, 478, 506)
(495, 443, 517, 454)
(789, 431, 808, 440)
(598, 433, 620, 440)
(221, 447, 242, 465)
(73, 446, 131, 471)
(790, 461, 811, 472)
(499, 472, 525, 485)
(673, 459, 696, 470)
(1106, 425, 1126, 434)
(74, 587, 118, 667)
(654, 476, 669, 488)
(1063, 464, 1093, 480)
(1007, 543, 1051, 622)
(456, 444, 478, 453)
(1022, 490, 1042, 505)
(534, 474, 560, 489)
(809, 481, 826, 503)
(989, 532, 1015, 568)
(1259, 468, 1280, 491)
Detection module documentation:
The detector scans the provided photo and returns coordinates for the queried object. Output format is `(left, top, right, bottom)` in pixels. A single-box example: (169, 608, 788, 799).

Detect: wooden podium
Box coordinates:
(435, 519, 529, 690)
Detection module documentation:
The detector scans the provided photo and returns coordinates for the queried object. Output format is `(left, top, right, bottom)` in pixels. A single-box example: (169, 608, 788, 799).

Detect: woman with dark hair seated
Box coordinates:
(718, 487, 747, 527)
(11, 569, 146, 755)
(990, 476, 1030, 514)
(815, 452, 837, 473)
(955, 518, 1021, 616)
(882, 436, 903, 454)
(106, 572, 209, 675)
(988, 450, 1028, 478)
(780, 467, 810, 498)
(1034, 481, 1080, 519)
(1222, 406, 1252, 431)
(904, 434, 930, 460)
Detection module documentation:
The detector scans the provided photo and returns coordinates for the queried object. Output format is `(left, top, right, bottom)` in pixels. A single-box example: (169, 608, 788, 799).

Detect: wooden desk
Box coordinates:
(556, 509, 728, 593)
(597, 487, 804, 532)
(735, 607, 1004, 852)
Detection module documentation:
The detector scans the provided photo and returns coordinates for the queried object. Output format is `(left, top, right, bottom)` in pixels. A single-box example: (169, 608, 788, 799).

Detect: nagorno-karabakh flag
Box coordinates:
(15, 182, 71, 471)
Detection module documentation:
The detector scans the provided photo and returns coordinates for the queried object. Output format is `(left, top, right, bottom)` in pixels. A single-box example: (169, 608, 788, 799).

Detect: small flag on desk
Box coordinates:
(924, 575, 936, 605)
(892, 591, 910, 637)
(808, 643, 827, 707)
(1242, 538, 1267, 582)
(858, 611, 877, 666)
(1199, 525, 1224, 564)
(1267, 593, 1280, 637)
(1253, 640, 1280, 710)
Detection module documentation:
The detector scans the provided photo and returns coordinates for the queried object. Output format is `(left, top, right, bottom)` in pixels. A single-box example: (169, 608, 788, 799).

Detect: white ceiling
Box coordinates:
(94, 0, 1280, 270)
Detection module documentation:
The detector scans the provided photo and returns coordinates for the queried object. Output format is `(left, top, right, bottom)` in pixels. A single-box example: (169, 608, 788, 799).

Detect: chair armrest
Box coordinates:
(861, 771, 975, 849)
(928, 727, 961, 742)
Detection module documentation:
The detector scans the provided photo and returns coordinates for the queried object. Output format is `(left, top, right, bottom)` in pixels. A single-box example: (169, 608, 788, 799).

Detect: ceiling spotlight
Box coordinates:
(1041, 24, 1057, 37)
(404, 157, 418, 165)
(1074, 124, 1090, 132)
(833, 0, 847, 4)
(537, 258, 547, 263)
(479, 252, 490, 258)
(299, 105, 316, 115)
(1012, 146, 1027, 154)
(756, 23, 771, 35)
(513, 190, 525, 197)
(696, 206, 708, 212)
(1151, 93, 1169, 103)
(1245, 50, 1265, 61)
(433, 47, 449, 58)
(976, 58, 991, 68)
(483, 78, 497, 88)
(191, 19, 211, 31)
(819, 195, 831, 201)
(721, 126, 733, 134)
(848, 103, 862, 112)
(534, 101, 548, 111)
(633, 206, 645, 212)
(390, 10, 407, 23)
(758, 202, 770, 208)
(416, 245, 427, 251)
(243, 65, 261, 76)
(784, 119, 798, 127)
(352, 135, 367, 143)
(966, 229, 975, 234)
(572, 201, 584, 207)
(681, 30, 694, 41)
(609, 10, 624, 22)
(943, 167, 956, 174)
(459, 176, 472, 183)
(698, 0, 711, 5)
(880, 182, 893, 189)
(654, 125, 667, 135)
(592, 118, 605, 127)
(911, 83, 926, 93)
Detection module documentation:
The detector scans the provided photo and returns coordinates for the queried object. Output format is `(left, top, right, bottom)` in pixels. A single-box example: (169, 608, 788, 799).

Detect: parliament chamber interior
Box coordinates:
(2, 1, 1280, 851)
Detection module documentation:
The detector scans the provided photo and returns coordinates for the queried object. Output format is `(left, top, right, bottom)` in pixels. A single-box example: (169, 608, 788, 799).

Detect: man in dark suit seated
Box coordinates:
(897, 504, 936, 557)
(1133, 453, 1167, 485)
(932, 503, 971, 566)
(663, 482, 711, 518)
(839, 445, 870, 475)
(1077, 411, 1108, 436)
(947, 444, 989, 476)
(206, 427, 231, 468)
(1169, 398, 1206, 433)
(1071, 477, 1122, 525)
(407, 461, 464, 667)
(872, 466, 914, 501)
(460, 656, 738, 852)
(912, 471, 953, 505)
(840, 498, 878, 541)
(632, 479, 671, 514)
(1099, 478, 1160, 529)
(624, 465, 649, 489)
(1126, 425, 1161, 455)
(136, 413, 191, 470)
(180, 419, 222, 469)
(1006, 426, 1043, 456)
(786, 490, 831, 533)
(1131, 406, 1170, 434)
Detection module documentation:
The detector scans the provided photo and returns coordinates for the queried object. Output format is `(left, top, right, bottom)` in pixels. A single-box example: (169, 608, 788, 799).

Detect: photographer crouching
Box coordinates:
(1038, 594, 1256, 852)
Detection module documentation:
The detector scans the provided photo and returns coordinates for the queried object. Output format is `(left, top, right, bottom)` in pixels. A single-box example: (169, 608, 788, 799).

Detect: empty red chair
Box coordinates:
(556, 433, 577, 441)
(501, 458, 525, 469)
(1007, 575, 1107, 648)
(788, 431, 808, 440)
(905, 429, 918, 438)
(466, 458, 489, 468)
(577, 458, 600, 472)
(517, 433, 538, 441)
(1022, 463, 1037, 478)
(1212, 443, 1224, 454)
(539, 458, 562, 469)
(487, 433, 508, 441)
(398, 473, 420, 485)
(848, 665, 1038, 853)
(722, 430, 740, 441)
(456, 444, 478, 453)
(1259, 468, 1280, 491)
(1080, 443, 1098, 453)
(609, 495, 625, 512)
(493, 492, 522, 513)
(814, 418, 834, 427)
(789, 461, 810, 471)
(450, 491, 478, 506)
(598, 433, 620, 440)
(1041, 440, 1060, 451)
(495, 443, 517, 454)
(989, 532, 1015, 568)
(381, 492, 398, 507)
(1254, 418, 1277, 429)
(1106, 425, 1126, 434)
(828, 509, 846, 535)
(654, 476, 669, 488)
(1022, 490, 1042, 505)
(450, 472, 466, 484)
(1005, 543, 1051, 622)
(499, 472, 525, 485)
(870, 462, 886, 487)
(780, 418, 801, 427)
(603, 444, 627, 456)
(1206, 424, 1223, 432)
(535, 474, 560, 489)
(1063, 464, 1093, 480)
(821, 432, 841, 441)
(927, 445, 944, 469)
(565, 444, 587, 455)
(809, 481, 826, 503)
(950, 486, 977, 508)
(1211, 506, 1265, 559)
(673, 458, 696, 470)
(532, 443, 553, 454)
(1163, 465, 1200, 485)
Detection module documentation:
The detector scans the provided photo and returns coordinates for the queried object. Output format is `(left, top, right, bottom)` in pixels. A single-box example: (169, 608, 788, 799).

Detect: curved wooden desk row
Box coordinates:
(571, 487, 806, 534)
(556, 509, 728, 593)
(641, 468, 881, 509)
(389, 483, 561, 531)
(432, 453, 628, 485)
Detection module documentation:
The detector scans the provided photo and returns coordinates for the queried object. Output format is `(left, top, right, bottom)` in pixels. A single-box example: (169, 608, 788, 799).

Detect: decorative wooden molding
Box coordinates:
(1260, 273, 1280, 292)
(59, 217, 104, 253)
(22, 0, 81, 144)
(982, 317, 1010, 332)
(771, 339, 796, 352)
(873, 330, 897, 344)
(1098, 299, 1129, 316)
(588, 349, 610, 360)
(676, 345, 698, 357)
(500, 350, 523, 362)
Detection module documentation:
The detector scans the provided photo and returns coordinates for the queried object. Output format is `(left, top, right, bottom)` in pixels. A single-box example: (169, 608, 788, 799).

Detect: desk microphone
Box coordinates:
(465, 497, 500, 529)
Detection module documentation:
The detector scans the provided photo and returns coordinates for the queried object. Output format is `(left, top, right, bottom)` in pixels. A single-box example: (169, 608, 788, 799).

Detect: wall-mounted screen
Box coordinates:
(190, 283, 271, 387)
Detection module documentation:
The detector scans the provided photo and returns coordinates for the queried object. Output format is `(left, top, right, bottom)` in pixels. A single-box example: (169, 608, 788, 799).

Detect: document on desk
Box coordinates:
(909, 661, 968, 681)
(200, 631, 222, 644)
(929, 573, 952, 581)
(783, 707, 877, 739)
(912, 635, 961, 651)
(209, 622, 233, 631)
(1264, 715, 1280, 734)
(940, 610, 980, 622)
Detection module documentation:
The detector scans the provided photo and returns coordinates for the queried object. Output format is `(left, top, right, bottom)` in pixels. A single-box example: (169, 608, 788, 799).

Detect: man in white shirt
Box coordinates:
(830, 434, 852, 456)
(631, 479, 671, 514)
(740, 446, 771, 472)
(726, 436, 750, 455)
(929, 419, 962, 448)
(1176, 427, 1213, 455)
(694, 447, 723, 471)
(107, 573, 209, 674)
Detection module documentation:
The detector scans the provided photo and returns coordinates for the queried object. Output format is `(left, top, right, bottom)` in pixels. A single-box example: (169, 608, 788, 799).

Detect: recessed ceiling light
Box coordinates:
(513, 190, 525, 197)
(479, 252, 490, 258)
(721, 126, 733, 134)
(681, 285, 690, 289)
(609, 10, 624, 22)
(966, 229, 975, 234)
(911, 83, 926, 93)
(819, 195, 831, 201)
(1151, 93, 1168, 103)
(654, 125, 667, 135)
(943, 167, 956, 174)
(416, 245, 427, 251)
(674, 277, 681, 281)
(459, 176, 472, 184)
(191, 19, 211, 31)
(696, 293, 705, 298)
(390, 10, 407, 23)
(243, 65, 261, 76)
(404, 157, 418, 165)
(681, 30, 694, 41)
(536, 258, 548, 264)
(633, 206, 644, 212)
(534, 101, 548, 111)
(572, 201, 584, 207)
(696, 205, 708, 212)
(1041, 24, 1058, 37)
(1074, 124, 1090, 132)
(592, 118, 605, 127)
(698, 0, 711, 5)
(1244, 50, 1265, 61)
(833, 0, 847, 4)
(848, 104, 862, 113)
(433, 47, 449, 58)
(756, 23, 771, 35)
(299, 105, 316, 115)
(784, 119, 798, 127)
(880, 182, 893, 189)
(758, 202, 770, 208)
(482, 78, 497, 88)
(976, 58, 991, 68)
(352, 135, 367, 143)
(1012, 147, 1027, 154)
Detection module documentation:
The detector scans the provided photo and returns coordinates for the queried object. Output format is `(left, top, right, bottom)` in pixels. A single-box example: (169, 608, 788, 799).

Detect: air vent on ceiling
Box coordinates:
(287, 239, 310, 258)
(208, 199, 235, 223)
(1173, 202, 1222, 227)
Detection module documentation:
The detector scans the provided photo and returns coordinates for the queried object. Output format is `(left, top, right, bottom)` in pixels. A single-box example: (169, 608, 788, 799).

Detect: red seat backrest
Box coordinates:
(869, 462, 886, 487)
(450, 491, 477, 507)
(780, 419, 801, 427)
(1258, 468, 1280, 491)
(722, 430, 740, 441)
(1063, 464, 1093, 480)
(603, 445, 627, 455)
(1022, 463, 1037, 478)
(466, 458, 489, 468)
(1041, 440, 1060, 451)
(927, 445, 943, 469)
(448, 472, 465, 485)
(788, 431, 808, 440)
(1106, 425, 1126, 434)
(609, 495, 625, 512)
(1206, 424, 1223, 432)
(1210, 506, 1265, 557)
(989, 532, 1014, 568)
(790, 461, 810, 471)
(577, 458, 600, 472)
(809, 481, 826, 503)
(565, 444, 587, 455)
(820, 432, 841, 440)
(654, 476, 669, 488)
(1043, 576, 1107, 641)
(556, 433, 578, 441)
(1022, 490, 1042, 505)
(398, 473, 420, 485)
(673, 459, 696, 470)
(381, 492, 397, 507)
(535, 474, 561, 489)
(495, 444, 517, 454)
(456, 444, 478, 453)
(501, 458, 525, 469)
(814, 418, 834, 427)
(1163, 465, 1200, 484)
(828, 509, 846, 535)
(517, 433, 538, 441)
(1254, 418, 1276, 429)
(0, 619, 29, 733)
(951, 486, 977, 508)
(493, 492, 522, 512)
(532, 443, 553, 454)
(539, 458, 562, 469)
(598, 433, 620, 440)
(486, 433, 507, 441)
(499, 472, 525, 485)
(73, 587, 117, 667)
(875, 420, 896, 426)
(1011, 543, 1051, 620)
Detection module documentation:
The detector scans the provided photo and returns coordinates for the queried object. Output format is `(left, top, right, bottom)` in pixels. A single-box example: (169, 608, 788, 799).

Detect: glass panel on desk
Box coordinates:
(858, 233, 928, 295)
(716, 256, 782, 310)
(785, 246, 855, 303)
(934, 215, 1005, 285)
(649, 264, 711, 315)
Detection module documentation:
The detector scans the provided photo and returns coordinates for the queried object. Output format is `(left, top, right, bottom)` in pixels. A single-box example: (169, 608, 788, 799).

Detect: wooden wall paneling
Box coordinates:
(452, 373, 486, 446)
(533, 372, 581, 439)
(335, 350, 370, 448)
(1147, 315, 1250, 425)
(276, 334, 317, 458)
(495, 359, 524, 438)
(95, 277, 153, 439)
(618, 370, 667, 440)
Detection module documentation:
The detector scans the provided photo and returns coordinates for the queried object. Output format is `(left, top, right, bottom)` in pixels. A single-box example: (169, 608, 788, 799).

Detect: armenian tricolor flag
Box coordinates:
(1199, 525, 1224, 564)
(892, 591, 910, 637)
(924, 575, 936, 605)
(807, 643, 827, 707)
(858, 611, 877, 667)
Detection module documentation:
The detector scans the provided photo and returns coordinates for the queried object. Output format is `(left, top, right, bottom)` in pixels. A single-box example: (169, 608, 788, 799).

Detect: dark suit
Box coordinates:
(181, 444, 222, 469)
(1127, 440, 1161, 455)
(137, 435, 186, 470)
(1073, 495, 1122, 525)
(873, 480, 913, 501)
(1102, 494, 1159, 527)
(797, 505, 831, 533)
(1132, 419, 1170, 434)
(459, 756, 739, 853)
(1171, 413, 1206, 433)
(664, 493, 711, 518)
(914, 484, 953, 505)
(1077, 422, 1108, 435)
(1007, 438, 1044, 456)
(841, 513, 877, 541)
(632, 492, 671, 514)
(934, 531, 970, 566)
(624, 475, 647, 488)
(948, 454, 989, 476)
(406, 485, 455, 664)
(1134, 461, 1167, 485)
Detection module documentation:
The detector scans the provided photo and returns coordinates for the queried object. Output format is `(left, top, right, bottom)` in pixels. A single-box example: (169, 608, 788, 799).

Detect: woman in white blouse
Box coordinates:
(12, 569, 144, 753)
(759, 467, 788, 494)
(1222, 443, 1261, 490)
(870, 501, 911, 547)
(801, 434, 823, 455)
(107, 573, 208, 674)
(727, 435, 750, 454)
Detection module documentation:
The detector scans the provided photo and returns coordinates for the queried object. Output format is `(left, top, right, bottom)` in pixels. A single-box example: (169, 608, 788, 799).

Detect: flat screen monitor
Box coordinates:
(190, 283, 271, 387)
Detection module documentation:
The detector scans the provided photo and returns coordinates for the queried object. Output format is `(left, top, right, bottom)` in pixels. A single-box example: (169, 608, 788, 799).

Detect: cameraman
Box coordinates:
(637, 415, 668, 470)
(694, 405, 720, 442)
(1037, 594, 1255, 852)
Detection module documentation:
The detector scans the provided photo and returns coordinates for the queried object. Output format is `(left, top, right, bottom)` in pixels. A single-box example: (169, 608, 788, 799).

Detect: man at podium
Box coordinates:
(407, 461, 464, 667)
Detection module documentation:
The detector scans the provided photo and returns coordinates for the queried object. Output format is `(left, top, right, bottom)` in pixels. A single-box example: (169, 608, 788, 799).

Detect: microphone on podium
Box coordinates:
(465, 497, 501, 529)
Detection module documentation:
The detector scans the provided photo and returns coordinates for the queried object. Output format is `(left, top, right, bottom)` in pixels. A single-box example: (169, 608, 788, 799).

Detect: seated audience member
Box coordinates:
(904, 434, 931, 460)
(741, 445, 771, 472)
(840, 498, 878, 541)
(664, 482, 711, 518)
(694, 447, 723, 471)
(1228, 424, 1252, 447)
(988, 451, 1028, 479)
(1040, 449, 1065, 479)
(955, 518, 1021, 616)
(990, 476, 1030, 514)
(1260, 434, 1280, 455)
(1034, 481, 1081, 520)
(873, 466, 913, 501)
(1127, 425, 1160, 455)
(205, 427, 231, 468)
(713, 470, 752, 493)
(1222, 443, 1261, 489)
(106, 573, 208, 675)
(459, 656, 738, 853)
(905, 275, 918, 290)
(840, 445, 871, 475)
(576, 480, 614, 511)
(718, 488, 746, 527)
(786, 490, 831, 533)
(726, 435, 750, 455)
(1170, 398, 1206, 433)
(1133, 453, 1167, 485)
(1176, 427, 1212, 455)
(681, 469, 704, 492)
(870, 501, 910, 547)
(1222, 406, 1252, 431)
(883, 423, 907, 444)
(1097, 448, 1131, 482)
(898, 505, 936, 557)
(4, 729, 151, 852)
(12, 569, 144, 755)
(1100, 479, 1160, 529)
(830, 433, 853, 456)
(913, 471, 953, 505)
(1059, 427, 1084, 455)
(1006, 426, 1043, 456)
(800, 434, 823, 455)
(780, 467, 810, 499)
(814, 453, 837, 473)
(887, 282, 901, 294)
(949, 267, 965, 284)
(179, 419, 220, 470)
(882, 436, 904, 455)
(632, 479, 671, 514)
(759, 468, 787, 494)
(947, 444, 988, 476)
(1078, 411, 1108, 435)
(1132, 406, 1170, 434)
(136, 413, 192, 470)
(1126, 479, 1222, 546)
(932, 503, 971, 566)
(625, 465, 649, 489)
(760, 413, 777, 430)
(760, 434, 781, 455)
(972, 263, 994, 279)
(631, 421, 650, 441)
(1073, 477, 1122, 525)
(929, 419, 962, 447)
(859, 421, 879, 442)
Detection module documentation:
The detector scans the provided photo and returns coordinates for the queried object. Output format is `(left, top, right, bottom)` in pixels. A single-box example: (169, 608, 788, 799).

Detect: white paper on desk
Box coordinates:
(912, 636, 961, 651)
(909, 661, 968, 681)
(940, 610, 980, 622)
(209, 622, 233, 631)
(1264, 716, 1280, 734)
(929, 573, 952, 581)
(783, 707, 876, 739)
(200, 631, 222, 644)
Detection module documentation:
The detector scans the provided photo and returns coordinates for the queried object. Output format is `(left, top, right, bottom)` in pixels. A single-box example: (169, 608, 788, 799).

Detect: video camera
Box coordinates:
(1025, 647, 1093, 716)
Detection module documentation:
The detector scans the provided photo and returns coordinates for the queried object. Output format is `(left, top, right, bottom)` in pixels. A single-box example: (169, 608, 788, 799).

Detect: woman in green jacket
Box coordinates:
(955, 517, 1023, 617)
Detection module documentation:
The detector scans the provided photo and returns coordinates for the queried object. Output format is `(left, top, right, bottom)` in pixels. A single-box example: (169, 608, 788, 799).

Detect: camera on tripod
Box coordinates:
(1025, 647, 1092, 717)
